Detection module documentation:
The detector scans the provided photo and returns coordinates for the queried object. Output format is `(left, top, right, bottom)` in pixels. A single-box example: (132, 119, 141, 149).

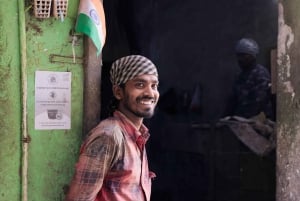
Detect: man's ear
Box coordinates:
(112, 85, 123, 100)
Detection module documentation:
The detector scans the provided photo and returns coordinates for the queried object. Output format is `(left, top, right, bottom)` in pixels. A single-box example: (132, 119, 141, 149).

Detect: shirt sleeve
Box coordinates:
(252, 69, 271, 106)
(65, 133, 118, 201)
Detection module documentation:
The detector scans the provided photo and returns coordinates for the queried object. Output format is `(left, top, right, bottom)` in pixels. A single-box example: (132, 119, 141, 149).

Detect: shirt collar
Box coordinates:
(113, 111, 150, 143)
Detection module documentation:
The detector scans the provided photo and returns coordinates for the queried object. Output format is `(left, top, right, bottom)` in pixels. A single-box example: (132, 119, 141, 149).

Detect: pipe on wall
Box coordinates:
(18, 1, 28, 201)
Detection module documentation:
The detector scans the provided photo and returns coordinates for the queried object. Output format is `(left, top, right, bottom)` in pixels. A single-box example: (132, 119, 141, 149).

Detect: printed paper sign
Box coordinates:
(35, 71, 71, 130)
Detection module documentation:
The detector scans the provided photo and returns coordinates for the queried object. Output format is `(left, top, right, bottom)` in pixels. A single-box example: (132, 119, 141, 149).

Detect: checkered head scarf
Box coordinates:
(110, 55, 158, 85)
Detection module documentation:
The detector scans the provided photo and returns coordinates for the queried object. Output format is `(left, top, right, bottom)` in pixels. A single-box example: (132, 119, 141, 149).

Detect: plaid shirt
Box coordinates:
(65, 111, 155, 201)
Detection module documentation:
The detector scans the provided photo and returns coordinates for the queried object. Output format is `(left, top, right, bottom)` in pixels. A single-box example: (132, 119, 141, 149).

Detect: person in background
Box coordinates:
(65, 55, 160, 201)
(229, 38, 273, 120)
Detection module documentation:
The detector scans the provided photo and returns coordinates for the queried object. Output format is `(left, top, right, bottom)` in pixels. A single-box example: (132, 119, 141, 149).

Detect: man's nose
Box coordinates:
(143, 85, 155, 97)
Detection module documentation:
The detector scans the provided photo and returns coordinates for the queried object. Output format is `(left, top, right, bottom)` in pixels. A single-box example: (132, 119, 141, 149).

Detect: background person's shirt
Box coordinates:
(233, 64, 273, 119)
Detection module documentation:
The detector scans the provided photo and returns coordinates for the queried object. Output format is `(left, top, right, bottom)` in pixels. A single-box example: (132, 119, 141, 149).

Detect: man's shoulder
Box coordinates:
(250, 64, 270, 79)
(82, 117, 124, 149)
(255, 64, 270, 73)
(95, 117, 123, 135)
(86, 117, 123, 139)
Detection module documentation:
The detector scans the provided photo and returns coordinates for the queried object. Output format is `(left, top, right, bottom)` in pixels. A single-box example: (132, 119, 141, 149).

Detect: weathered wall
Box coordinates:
(277, 1, 300, 201)
(0, 0, 22, 200)
(24, 1, 84, 200)
(0, 1, 84, 201)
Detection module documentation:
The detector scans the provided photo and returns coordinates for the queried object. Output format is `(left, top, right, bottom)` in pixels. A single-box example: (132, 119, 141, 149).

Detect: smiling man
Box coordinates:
(65, 55, 159, 201)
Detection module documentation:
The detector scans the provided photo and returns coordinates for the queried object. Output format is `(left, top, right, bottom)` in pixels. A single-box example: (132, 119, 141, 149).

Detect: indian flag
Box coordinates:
(75, 0, 106, 55)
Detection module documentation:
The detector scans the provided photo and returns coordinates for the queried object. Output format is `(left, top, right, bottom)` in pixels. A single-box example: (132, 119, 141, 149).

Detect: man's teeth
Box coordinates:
(140, 100, 154, 104)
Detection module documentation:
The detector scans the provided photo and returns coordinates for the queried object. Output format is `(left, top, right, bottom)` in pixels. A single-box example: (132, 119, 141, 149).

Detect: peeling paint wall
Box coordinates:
(24, 1, 84, 200)
(0, 0, 22, 200)
(277, 1, 300, 201)
(0, 0, 85, 201)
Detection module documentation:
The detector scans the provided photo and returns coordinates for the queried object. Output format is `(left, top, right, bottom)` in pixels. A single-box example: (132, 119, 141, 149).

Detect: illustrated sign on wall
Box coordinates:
(35, 71, 71, 130)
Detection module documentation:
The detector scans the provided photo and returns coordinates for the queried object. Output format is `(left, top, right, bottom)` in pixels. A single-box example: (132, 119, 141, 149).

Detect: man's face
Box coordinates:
(236, 53, 256, 70)
(115, 74, 159, 120)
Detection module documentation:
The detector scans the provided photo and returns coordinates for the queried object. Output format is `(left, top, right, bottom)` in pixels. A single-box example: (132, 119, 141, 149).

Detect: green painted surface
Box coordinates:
(25, 1, 83, 201)
(0, 1, 85, 200)
(0, 0, 22, 200)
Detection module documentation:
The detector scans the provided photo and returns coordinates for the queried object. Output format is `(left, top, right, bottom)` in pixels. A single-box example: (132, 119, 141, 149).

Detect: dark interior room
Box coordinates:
(101, 1, 278, 200)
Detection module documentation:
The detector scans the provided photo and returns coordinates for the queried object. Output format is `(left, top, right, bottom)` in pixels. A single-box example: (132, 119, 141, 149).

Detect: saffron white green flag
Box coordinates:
(75, 0, 106, 55)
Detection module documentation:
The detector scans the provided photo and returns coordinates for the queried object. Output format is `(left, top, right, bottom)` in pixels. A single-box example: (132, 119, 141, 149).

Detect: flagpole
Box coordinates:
(82, 37, 102, 137)
(77, 0, 106, 136)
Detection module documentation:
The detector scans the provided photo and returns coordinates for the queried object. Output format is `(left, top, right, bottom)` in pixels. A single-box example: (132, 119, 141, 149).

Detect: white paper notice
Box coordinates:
(35, 71, 71, 130)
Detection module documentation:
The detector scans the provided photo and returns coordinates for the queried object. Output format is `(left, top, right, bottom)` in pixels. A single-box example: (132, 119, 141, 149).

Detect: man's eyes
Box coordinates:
(135, 82, 145, 88)
(134, 82, 159, 89)
(152, 84, 159, 90)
